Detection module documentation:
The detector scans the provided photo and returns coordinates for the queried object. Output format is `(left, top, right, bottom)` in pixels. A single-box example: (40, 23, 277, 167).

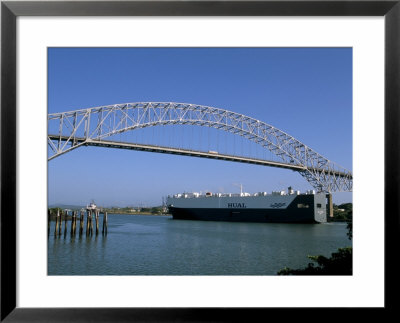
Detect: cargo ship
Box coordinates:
(166, 187, 327, 223)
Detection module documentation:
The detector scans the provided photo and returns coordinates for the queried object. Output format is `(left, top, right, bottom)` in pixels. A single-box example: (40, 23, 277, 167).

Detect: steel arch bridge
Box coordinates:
(48, 102, 352, 193)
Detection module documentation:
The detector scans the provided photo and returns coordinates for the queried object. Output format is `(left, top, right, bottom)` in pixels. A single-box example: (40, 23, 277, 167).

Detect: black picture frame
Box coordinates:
(1, 0, 399, 321)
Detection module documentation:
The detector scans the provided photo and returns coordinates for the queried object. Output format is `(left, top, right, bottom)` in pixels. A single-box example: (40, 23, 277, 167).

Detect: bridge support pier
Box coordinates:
(326, 193, 333, 218)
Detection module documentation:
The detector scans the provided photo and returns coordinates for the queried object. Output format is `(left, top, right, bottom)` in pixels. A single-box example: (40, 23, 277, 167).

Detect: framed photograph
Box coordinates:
(1, 0, 399, 321)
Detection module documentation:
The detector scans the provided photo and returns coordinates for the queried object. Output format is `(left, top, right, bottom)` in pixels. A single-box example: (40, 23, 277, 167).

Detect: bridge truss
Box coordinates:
(48, 102, 352, 193)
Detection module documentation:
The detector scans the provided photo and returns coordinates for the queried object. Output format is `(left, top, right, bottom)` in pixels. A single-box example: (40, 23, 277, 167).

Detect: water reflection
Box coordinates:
(48, 215, 351, 275)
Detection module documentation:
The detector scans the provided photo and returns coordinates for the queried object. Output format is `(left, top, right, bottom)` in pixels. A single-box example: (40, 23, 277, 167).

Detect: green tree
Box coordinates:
(277, 247, 352, 275)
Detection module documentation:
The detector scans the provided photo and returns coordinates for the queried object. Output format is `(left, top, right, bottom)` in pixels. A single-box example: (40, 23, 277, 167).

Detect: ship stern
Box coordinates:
(313, 193, 328, 223)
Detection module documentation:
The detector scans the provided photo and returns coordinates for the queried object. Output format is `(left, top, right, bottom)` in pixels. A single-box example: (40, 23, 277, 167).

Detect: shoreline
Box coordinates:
(48, 212, 171, 221)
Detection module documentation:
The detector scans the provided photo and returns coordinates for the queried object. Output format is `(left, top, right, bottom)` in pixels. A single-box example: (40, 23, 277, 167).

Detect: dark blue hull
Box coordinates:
(169, 206, 317, 224)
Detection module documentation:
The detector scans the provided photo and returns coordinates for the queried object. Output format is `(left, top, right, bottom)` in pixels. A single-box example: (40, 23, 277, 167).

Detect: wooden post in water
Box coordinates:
(70, 211, 74, 236)
(79, 210, 84, 236)
(90, 210, 94, 236)
(74, 211, 77, 235)
(102, 211, 108, 236)
(54, 209, 60, 237)
(58, 210, 63, 236)
(48, 209, 51, 236)
(86, 210, 90, 236)
(70, 211, 76, 236)
(64, 210, 68, 237)
(95, 210, 99, 235)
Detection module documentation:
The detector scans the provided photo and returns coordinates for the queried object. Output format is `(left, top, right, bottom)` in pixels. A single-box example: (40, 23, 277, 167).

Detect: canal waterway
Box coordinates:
(48, 214, 351, 275)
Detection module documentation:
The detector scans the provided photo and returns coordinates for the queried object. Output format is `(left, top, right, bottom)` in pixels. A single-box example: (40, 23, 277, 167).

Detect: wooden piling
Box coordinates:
(95, 210, 99, 235)
(90, 211, 94, 236)
(70, 211, 76, 236)
(70, 211, 74, 236)
(54, 209, 60, 237)
(73, 211, 77, 235)
(73, 211, 76, 235)
(79, 211, 84, 235)
(48, 209, 51, 236)
(64, 211, 68, 237)
(86, 210, 90, 236)
(102, 212, 108, 236)
(59, 211, 63, 236)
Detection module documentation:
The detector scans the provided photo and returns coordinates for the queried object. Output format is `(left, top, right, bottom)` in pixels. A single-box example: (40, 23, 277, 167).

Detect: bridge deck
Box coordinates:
(48, 135, 351, 178)
(88, 139, 307, 171)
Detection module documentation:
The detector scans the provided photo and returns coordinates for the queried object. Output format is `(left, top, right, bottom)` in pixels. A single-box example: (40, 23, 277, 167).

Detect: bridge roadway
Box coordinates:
(48, 135, 351, 179)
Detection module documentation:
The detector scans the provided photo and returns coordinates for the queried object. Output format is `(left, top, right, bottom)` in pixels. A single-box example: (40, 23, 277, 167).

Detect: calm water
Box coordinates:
(48, 214, 351, 275)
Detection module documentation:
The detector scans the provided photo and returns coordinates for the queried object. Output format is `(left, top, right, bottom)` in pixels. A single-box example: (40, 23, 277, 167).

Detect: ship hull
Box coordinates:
(167, 194, 327, 224)
(169, 206, 317, 223)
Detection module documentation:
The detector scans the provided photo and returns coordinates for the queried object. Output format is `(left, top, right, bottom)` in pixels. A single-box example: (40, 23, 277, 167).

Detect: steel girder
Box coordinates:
(48, 102, 352, 192)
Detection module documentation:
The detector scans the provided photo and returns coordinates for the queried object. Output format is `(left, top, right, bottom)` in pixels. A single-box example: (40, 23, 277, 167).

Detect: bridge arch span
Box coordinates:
(48, 102, 352, 192)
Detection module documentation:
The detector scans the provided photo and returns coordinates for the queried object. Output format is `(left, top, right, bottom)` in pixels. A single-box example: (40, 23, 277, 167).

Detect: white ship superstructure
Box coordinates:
(86, 201, 97, 211)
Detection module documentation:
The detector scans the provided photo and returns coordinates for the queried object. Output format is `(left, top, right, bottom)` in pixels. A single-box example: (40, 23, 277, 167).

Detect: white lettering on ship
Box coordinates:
(270, 203, 286, 208)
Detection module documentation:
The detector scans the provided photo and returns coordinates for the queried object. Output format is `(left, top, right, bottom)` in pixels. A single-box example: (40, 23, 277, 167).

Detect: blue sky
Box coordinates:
(48, 48, 352, 207)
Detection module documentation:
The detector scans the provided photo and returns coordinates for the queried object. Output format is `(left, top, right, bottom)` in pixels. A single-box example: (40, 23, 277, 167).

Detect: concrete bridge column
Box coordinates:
(326, 193, 333, 218)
